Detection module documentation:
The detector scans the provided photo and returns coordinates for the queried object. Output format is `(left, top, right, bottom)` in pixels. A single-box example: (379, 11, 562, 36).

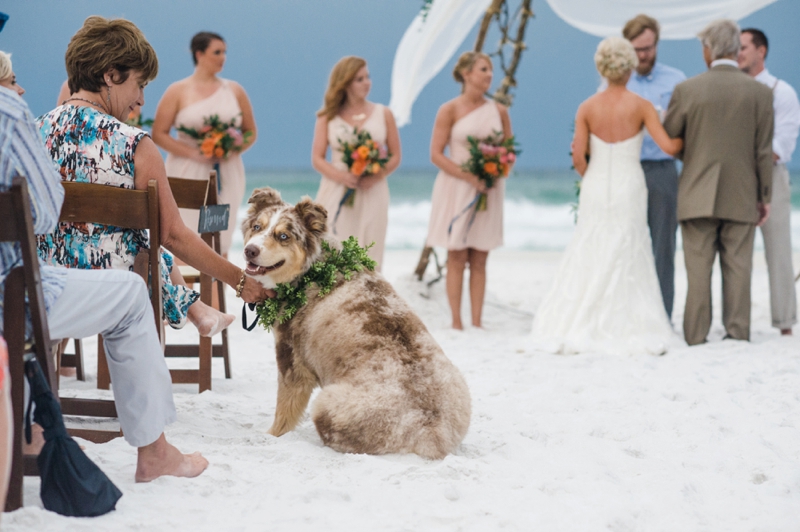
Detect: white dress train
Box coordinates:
(529, 131, 683, 355)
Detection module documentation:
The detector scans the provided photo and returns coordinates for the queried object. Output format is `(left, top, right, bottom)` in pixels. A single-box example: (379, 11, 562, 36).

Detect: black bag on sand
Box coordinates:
(24, 357, 123, 517)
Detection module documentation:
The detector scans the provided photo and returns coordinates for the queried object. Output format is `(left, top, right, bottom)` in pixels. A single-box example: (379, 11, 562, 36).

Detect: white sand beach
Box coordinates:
(4, 249, 799, 531)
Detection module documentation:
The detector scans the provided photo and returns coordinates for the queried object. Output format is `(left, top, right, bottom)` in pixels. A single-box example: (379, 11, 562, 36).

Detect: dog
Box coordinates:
(241, 187, 471, 459)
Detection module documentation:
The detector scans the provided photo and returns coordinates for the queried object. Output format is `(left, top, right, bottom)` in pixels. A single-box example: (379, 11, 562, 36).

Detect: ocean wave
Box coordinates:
(232, 198, 800, 252)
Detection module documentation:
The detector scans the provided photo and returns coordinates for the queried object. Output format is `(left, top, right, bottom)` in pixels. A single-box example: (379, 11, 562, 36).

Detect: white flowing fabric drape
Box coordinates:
(389, 0, 493, 127)
(544, 0, 779, 39)
(389, 0, 778, 127)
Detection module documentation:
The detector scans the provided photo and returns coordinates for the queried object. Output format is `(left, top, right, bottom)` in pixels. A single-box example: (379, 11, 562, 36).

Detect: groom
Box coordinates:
(664, 19, 774, 345)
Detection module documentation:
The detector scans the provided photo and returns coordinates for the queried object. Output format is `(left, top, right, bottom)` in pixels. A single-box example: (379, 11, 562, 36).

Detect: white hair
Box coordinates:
(698, 19, 741, 60)
(0, 51, 12, 82)
(594, 37, 638, 83)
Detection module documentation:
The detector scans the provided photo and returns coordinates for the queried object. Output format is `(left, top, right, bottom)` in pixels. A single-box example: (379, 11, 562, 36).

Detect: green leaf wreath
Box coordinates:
(253, 237, 376, 332)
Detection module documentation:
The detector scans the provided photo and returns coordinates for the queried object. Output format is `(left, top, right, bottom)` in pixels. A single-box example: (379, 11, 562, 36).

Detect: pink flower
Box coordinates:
(352, 149, 361, 161)
(498, 146, 508, 156)
(506, 152, 516, 163)
(227, 127, 244, 147)
(378, 144, 388, 159)
(199, 125, 212, 134)
(499, 155, 508, 164)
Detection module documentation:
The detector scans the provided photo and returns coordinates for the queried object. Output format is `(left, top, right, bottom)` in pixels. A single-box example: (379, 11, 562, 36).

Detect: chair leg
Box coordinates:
(199, 336, 212, 393)
(4, 279, 25, 512)
(74, 338, 85, 382)
(97, 335, 111, 390)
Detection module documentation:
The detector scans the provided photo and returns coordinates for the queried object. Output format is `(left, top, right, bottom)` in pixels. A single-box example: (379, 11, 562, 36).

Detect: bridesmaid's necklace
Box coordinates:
(63, 97, 110, 115)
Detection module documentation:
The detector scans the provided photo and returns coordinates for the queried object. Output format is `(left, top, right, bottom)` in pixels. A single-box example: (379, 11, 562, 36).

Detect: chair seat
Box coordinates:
(178, 265, 201, 284)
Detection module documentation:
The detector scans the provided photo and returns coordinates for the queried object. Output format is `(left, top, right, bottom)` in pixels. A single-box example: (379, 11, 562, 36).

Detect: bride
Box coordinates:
(530, 37, 684, 355)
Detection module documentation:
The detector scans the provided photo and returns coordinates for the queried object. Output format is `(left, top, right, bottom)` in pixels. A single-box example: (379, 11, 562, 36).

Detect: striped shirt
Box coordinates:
(0, 86, 67, 335)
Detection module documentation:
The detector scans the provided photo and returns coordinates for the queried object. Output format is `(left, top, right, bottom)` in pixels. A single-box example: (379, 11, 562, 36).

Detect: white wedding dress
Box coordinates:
(529, 131, 683, 355)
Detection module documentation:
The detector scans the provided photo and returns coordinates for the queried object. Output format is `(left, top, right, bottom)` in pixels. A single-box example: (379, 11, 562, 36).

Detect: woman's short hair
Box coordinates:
(0, 51, 12, 82)
(65, 16, 158, 93)
(698, 19, 741, 61)
(317, 56, 367, 121)
(452, 51, 492, 84)
(595, 37, 638, 82)
(190, 31, 224, 66)
(622, 14, 660, 43)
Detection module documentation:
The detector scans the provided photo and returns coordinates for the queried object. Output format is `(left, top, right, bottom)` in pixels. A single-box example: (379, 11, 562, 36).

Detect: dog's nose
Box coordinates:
(244, 245, 260, 260)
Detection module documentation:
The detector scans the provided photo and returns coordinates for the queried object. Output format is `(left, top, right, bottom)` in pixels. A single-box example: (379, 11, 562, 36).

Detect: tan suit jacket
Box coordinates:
(664, 64, 774, 224)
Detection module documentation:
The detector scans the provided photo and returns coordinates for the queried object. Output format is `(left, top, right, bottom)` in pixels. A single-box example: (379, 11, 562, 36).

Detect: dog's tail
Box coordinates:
(310, 373, 470, 459)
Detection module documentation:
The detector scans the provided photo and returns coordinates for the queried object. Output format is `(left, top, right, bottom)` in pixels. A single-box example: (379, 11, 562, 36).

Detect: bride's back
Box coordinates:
(584, 88, 645, 143)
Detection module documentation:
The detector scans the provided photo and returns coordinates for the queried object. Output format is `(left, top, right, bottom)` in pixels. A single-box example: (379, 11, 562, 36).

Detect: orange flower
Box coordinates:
(500, 163, 509, 176)
(351, 159, 368, 176)
(483, 161, 499, 176)
(214, 147, 225, 158)
(370, 162, 380, 174)
(356, 145, 370, 159)
(201, 137, 217, 157)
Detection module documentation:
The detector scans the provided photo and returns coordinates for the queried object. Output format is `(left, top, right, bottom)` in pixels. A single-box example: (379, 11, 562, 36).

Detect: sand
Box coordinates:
(3, 249, 799, 531)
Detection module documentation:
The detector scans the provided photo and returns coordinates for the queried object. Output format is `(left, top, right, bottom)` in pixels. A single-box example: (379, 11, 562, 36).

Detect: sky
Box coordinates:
(2, 0, 799, 170)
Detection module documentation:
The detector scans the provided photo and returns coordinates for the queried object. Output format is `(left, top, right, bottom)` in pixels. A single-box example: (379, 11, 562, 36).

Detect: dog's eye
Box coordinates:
(279, 233, 289, 241)
(252, 224, 261, 231)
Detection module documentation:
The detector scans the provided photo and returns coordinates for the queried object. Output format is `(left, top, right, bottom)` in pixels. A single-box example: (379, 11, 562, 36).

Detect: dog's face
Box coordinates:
(241, 188, 328, 288)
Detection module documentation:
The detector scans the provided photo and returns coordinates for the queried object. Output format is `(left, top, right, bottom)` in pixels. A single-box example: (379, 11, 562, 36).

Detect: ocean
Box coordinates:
(239, 169, 800, 252)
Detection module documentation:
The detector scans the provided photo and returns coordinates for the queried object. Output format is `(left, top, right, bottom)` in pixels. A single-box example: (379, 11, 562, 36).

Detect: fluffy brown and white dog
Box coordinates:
(241, 187, 471, 459)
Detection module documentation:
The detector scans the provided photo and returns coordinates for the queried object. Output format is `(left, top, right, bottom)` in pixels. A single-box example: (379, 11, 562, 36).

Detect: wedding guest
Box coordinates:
(34, 23, 239, 337)
(739, 28, 800, 336)
(1, 66, 214, 483)
(622, 14, 686, 319)
(664, 19, 774, 345)
(311, 56, 401, 270)
(426, 52, 512, 330)
(152, 31, 257, 257)
(0, 52, 23, 96)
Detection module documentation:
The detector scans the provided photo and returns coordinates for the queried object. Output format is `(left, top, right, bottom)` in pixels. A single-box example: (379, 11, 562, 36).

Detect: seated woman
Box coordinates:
(34, 18, 264, 336)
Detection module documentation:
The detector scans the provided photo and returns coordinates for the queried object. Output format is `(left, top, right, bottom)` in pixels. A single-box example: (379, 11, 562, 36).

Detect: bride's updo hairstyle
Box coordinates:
(318, 56, 367, 121)
(65, 16, 158, 94)
(594, 36, 638, 83)
(452, 51, 492, 87)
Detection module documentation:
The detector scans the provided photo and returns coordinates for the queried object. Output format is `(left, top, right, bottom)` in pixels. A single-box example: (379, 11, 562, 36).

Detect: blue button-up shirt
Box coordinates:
(0, 87, 67, 336)
(627, 62, 686, 161)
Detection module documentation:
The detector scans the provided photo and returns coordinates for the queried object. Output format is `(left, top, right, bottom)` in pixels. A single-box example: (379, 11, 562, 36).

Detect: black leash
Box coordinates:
(242, 302, 259, 331)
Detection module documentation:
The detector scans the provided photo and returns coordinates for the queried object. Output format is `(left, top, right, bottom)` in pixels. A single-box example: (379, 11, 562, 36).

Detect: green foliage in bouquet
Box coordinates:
(254, 237, 376, 332)
(178, 114, 252, 159)
(461, 131, 519, 211)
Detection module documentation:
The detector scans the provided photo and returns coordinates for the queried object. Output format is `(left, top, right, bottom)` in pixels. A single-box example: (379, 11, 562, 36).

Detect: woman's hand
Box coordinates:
(357, 172, 384, 191)
(239, 276, 275, 304)
(469, 174, 489, 194)
(337, 169, 360, 188)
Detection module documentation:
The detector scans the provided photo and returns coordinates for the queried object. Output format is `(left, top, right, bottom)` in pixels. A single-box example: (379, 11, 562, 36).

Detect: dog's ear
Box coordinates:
(247, 187, 284, 213)
(294, 196, 327, 238)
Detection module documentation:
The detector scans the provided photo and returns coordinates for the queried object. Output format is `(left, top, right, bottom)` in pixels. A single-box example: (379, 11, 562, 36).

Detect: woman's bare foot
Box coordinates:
(23, 423, 45, 455)
(188, 301, 235, 337)
(135, 434, 208, 483)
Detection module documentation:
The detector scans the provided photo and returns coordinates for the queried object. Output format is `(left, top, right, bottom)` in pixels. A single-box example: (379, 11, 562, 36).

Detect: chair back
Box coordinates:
(167, 171, 222, 252)
(58, 180, 162, 334)
(0, 176, 57, 389)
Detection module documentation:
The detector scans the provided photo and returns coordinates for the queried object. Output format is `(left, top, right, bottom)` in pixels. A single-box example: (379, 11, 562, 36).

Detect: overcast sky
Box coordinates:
(2, 0, 798, 169)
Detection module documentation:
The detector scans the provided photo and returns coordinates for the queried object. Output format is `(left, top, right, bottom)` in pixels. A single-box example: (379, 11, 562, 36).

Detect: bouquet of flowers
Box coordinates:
(337, 128, 390, 207)
(461, 132, 518, 211)
(178, 114, 252, 159)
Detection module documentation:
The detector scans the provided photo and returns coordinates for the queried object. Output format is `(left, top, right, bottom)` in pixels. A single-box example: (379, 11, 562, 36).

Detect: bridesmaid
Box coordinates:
(426, 52, 513, 330)
(311, 56, 401, 270)
(152, 31, 257, 257)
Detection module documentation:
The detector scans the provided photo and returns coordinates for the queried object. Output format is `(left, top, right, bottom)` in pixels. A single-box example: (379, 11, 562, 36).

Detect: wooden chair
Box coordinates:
(1, 177, 59, 511)
(54, 180, 162, 442)
(165, 172, 231, 392)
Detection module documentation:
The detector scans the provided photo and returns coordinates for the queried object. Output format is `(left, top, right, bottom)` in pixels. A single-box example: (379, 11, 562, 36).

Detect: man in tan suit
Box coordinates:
(664, 19, 774, 345)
